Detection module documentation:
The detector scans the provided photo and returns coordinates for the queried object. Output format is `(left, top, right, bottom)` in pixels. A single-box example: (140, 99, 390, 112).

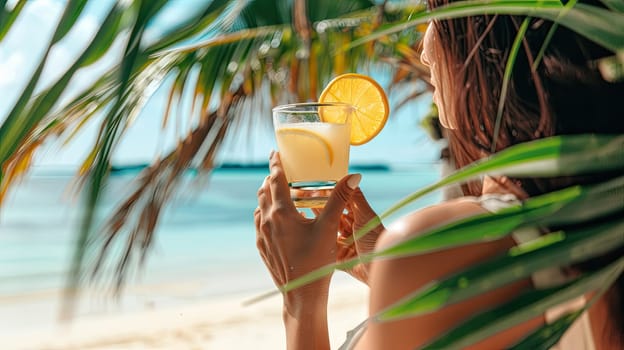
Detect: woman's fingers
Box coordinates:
(351, 188, 375, 217)
(255, 206, 287, 285)
(339, 216, 353, 238)
(257, 176, 272, 210)
(342, 211, 354, 229)
(351, 188, 383, 231)
(320, 174, 361, 225)
(255, 207, 271, 257)
(269, 152, 298, 216)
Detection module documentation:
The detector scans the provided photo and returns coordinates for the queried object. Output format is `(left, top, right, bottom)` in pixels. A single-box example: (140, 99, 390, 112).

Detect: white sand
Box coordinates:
(3, 279, 369, 350)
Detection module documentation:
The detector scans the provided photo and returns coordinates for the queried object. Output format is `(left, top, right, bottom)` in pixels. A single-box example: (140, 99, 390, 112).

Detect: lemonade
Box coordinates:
(276, 122, 350, 185)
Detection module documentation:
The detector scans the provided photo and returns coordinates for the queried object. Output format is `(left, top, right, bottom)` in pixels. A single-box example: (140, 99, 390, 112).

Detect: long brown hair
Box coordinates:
(427, 0, 624, 343)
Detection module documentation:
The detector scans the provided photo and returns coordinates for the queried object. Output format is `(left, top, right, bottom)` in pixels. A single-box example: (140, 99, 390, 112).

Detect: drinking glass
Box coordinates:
(273, 102, 353, 208)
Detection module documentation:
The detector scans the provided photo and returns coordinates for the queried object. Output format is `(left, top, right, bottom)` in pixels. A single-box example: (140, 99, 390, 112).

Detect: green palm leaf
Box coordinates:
(0, 0, 27, 42)
(376, 178, 624, 260)
(0, 0, 132, 202)
(145, 0, 234, 54)
(350, 0, 624, 53)
(0, 0, 89, 167)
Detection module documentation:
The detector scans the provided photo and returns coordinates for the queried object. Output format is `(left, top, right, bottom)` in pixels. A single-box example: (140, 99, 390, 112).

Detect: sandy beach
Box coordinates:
(3, 277, 369, 350)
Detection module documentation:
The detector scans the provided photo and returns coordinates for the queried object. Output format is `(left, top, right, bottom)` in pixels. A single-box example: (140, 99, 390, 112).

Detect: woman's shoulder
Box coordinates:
(377, 196, 499, 250)
(377, 192, 521, 250)
(373, 196, 519, 283)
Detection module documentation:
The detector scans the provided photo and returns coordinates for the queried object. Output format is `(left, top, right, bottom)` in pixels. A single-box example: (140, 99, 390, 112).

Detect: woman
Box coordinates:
(255, 1, 624, 348)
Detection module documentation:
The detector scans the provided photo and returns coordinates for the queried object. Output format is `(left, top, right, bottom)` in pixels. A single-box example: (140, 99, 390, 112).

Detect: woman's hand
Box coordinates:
(255, 151, 361, 307)
(333, 189, 385, 284)
(255, 152, 361, 350)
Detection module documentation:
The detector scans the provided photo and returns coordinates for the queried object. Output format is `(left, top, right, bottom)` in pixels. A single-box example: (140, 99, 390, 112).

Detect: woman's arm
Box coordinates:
(282, 281, 332, 350)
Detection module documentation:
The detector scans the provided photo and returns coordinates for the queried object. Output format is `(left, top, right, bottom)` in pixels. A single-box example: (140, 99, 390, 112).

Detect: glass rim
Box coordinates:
(272, 102, 353, 113)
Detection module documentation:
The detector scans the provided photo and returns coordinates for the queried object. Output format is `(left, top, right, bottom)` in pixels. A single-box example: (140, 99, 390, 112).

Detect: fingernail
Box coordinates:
(347, 174, 361, 189)
(269, 150, 275, 159)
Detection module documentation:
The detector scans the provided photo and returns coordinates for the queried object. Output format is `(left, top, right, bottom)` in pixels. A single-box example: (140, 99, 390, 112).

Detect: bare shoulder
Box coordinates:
(376, 198, 489, 250)
(356, 199, 540, 350)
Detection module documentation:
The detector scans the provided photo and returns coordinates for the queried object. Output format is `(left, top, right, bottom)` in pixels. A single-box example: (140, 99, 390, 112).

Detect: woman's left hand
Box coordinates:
(255, 151, 360, 307)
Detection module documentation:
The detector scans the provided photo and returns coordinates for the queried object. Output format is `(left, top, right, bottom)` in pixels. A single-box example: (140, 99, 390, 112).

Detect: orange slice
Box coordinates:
(276, 127, 334, 165)
(318, 73, 389, 145)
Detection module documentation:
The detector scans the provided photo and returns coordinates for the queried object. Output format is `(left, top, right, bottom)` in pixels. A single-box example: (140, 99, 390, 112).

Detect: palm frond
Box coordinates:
(0, 0, 422, 298)
(89, 96, 237, 288)
(491, 16, 530, 152)
(0, 0, 132, 200)
(63, 0, 171, 317)
(600, 0, 624, 12)
(0, 1, 87, 168)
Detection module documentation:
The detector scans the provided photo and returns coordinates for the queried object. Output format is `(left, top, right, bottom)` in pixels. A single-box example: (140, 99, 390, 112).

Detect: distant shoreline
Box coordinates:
(28, 162, 443, 177)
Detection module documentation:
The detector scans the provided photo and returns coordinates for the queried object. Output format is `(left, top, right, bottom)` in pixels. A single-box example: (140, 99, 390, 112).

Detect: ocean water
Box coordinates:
(0, 165, 442, 332)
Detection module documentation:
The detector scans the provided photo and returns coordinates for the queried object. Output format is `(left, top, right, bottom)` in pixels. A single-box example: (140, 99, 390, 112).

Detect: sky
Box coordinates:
(0, 0, 440, 170)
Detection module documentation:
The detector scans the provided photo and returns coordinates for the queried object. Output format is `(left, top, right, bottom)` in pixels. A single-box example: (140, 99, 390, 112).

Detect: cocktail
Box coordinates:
(272, 73, 389, 208)
(273, 103, 353, 208)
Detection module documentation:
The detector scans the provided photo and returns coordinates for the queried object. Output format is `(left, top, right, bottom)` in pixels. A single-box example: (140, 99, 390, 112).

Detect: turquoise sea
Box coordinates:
(0, 165, 442, 334)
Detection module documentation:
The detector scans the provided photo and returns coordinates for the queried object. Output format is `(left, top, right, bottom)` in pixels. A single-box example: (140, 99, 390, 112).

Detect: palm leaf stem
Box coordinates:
(491, 17, 529, 152)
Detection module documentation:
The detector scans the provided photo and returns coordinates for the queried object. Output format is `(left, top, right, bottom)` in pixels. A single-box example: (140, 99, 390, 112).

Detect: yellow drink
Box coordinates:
(276, 122, 350, 184)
